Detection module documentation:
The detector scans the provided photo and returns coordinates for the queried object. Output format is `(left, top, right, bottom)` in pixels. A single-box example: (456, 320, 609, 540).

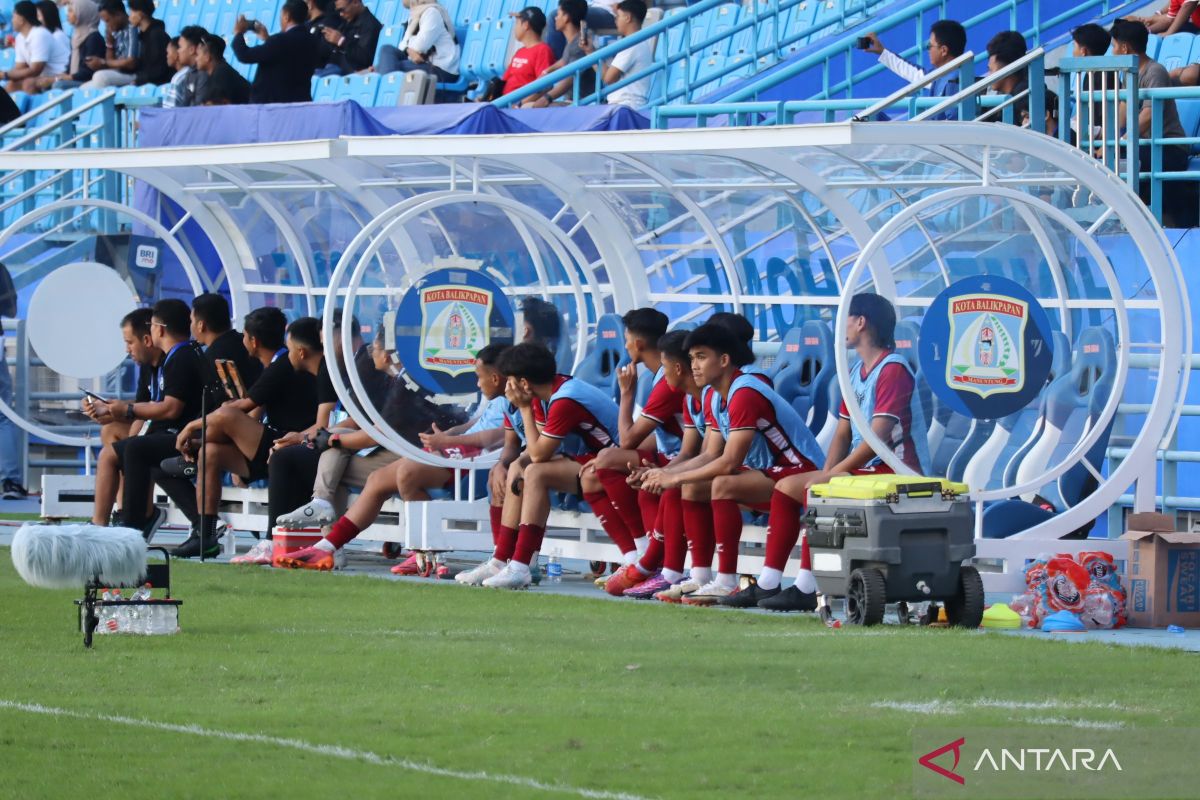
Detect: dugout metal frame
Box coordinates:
(0, 122, 1188, 570)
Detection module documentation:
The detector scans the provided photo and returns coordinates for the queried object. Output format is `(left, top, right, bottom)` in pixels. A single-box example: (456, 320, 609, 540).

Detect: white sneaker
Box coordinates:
(230, 539, 274, 565)
(682, 580, 734, 606)
(482, 562, 532, 590)
(276, 498, 336, 529)
(654, 579, 701, 603)
(456, 559, 502, 585)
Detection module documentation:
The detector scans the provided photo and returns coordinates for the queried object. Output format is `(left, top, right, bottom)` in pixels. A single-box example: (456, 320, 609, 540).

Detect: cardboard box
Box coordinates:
(1122, 514, 1200, 629)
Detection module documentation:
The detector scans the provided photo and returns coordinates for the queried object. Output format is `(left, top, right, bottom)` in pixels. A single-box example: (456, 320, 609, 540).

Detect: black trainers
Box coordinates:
(169, 526, 224, 559)
(159, 456, 197, 479)
(141, 506, 168, 543)
(1, 479, 28, 500)
(758, 585, 819, 612)
(718, 582, 781, 608)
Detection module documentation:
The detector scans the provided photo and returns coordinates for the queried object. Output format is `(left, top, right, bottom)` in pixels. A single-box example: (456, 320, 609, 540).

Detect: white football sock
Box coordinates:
(488, 558, 505, 569)
(662, 568, 684, 583)
(794, 569, 817, 593)
(690, 567, 713, 585)
(758, 567, 783, 591)
(716, 572, 738, 589)
(314, 539, 336, 553)
(622, 550, 639, 566)
(633, 536, 649, 555)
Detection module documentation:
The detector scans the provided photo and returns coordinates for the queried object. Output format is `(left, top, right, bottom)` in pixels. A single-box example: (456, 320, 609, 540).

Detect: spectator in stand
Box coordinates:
(1130, 0, 1200, 34)
(314, 0, 381, 77)
(43, 0, 104, 90)
(546, 0, 617, 58)
(33, 1, 72, 89)
(374, 0, 460, 85)
(195, 34, 251, 105)
(127, 0, 172, 87)
(173, 25, 208, 107)
(984, 31, 1028, 124)
(497, 7, 553, 97)
(79, 0, 141, 89)
(307, 0, 339, 63)
(862, 20, 967, 121)
(232, 1, 321, 103)
(161, 36, 185, 105)
(1067, 24, 1111, 145)
(519, 0, 596, 107)
(1110, 18, 1195, 226)
(600, 0, 652, 109)
(1, 1, 69, 93)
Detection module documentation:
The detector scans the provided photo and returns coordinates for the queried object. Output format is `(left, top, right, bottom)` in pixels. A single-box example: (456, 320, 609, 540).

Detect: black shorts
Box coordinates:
(244, 424, 283, 483)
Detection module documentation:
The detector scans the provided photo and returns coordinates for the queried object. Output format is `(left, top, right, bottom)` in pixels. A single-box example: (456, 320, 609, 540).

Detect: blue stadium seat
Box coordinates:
(574, 314, 629, 399)
(161, 0, 185, 34)
(199, 0, 221, 32)
(477, 0, 504, 22)
(216, 0, 240, 35)
(378, 24, 403, 52)
(1179, 99, 1200, 154)
(456, 0, 482, 27)
(377, 0, 401, 27)
(482, 17, 514, 81)
(376, 71, 403, 106)
(771, 321, 834, 434)
(1156, 34, 1194, 73)
(704, 3, 740, 57)
(1146, 34, 1161, 60)
(955, 331, 1071, 489)
(982, 327, 1116, 538)
(313, 75, 340, 102)
(0, 49, 16, 72)
(343, 72, 381, 105)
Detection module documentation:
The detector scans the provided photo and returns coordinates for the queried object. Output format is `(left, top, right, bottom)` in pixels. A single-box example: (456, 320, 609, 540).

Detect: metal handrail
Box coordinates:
(915, 46, 1045, 121)
(2, 90, 116, 152)
(853, 50, 975, 121)
(0, 90, 75, 138)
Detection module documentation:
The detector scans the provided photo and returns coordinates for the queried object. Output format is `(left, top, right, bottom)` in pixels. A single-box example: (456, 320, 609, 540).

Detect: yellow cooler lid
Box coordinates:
(809, 475, 968, 501)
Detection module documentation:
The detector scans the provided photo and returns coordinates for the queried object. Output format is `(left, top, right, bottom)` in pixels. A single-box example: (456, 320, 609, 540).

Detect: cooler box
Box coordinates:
(804, 475, 975, 603)
(272, 528, 324, 561)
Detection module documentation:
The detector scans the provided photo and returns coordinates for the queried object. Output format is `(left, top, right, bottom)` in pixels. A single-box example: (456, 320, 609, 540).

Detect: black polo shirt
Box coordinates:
(146, 341, 206, 434)
(248, 354, 318, 433)
(205, 328, 263, 393)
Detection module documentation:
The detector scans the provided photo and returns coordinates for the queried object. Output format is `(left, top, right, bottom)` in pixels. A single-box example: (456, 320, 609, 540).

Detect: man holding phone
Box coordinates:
(860, 20, 967, 121)
(86, 300, 206, 540)
(231, 1, 321, 104)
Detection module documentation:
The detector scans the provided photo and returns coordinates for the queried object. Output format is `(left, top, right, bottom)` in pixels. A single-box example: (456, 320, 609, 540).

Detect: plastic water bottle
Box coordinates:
(108, 589, 124, 633)
(130, 585, 152, 634)
(98, 589, 113, 633)
(547, 550, 562, 584)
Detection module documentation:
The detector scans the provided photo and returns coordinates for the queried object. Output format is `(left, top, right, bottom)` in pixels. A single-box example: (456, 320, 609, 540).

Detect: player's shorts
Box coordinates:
(428, 445, 484, 460)
(568, 452, 598, 466)
(244, 424, 283, 482)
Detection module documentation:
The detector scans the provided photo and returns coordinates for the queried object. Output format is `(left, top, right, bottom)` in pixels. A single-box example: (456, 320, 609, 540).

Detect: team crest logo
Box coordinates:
(947, 294, 1026, 397)
(419, 285, 492, 376)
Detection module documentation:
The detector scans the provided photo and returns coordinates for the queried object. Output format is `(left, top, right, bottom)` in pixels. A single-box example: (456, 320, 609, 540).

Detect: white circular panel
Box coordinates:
(27, 262, 137, 379)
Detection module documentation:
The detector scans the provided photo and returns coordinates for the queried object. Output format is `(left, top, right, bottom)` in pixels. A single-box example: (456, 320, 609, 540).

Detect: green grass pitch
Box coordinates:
(0, 552, 1195, 799)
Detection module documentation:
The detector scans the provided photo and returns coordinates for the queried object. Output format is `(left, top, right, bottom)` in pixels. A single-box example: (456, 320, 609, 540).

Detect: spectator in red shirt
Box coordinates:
(501, 6, 552, 95)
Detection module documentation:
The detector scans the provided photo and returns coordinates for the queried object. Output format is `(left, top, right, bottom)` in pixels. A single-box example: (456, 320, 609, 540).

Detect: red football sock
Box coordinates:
(493, 525, 517, 562)
(800, 528, 812, 571)
(764, 490, 805, 572)
(682, 498, 715, 570)
(488, 505, 503, 546)
(637, 489, 661, 538)
(661, 488, 687, 573)
(512, 523, 545, 565)
(325, 517, 362, 549)
(638, 497, 666, 572)
(597, 468, 645, 541)
(583, 490, 636, 554)
(712, 499, 744, 575)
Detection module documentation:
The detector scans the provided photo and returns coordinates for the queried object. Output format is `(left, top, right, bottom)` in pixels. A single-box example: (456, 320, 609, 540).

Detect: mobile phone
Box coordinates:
(580, 20, 589, 43)
(82, 389, 110, 404)
(857, 36, 872, 50)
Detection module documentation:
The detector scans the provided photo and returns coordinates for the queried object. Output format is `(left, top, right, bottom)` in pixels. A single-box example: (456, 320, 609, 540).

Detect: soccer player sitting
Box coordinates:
(572, 308, 682, 579)
(476, 343, 620, 589)
(275, 343, 512, 571)
(756, 293, 930, 612)
(169, 311, 322, 558)
(602, 329, 704, 599)
(640, 323, 824, 607)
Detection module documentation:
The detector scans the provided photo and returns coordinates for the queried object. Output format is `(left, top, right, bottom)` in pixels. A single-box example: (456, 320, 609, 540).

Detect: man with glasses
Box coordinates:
(862, 20, 967, 121)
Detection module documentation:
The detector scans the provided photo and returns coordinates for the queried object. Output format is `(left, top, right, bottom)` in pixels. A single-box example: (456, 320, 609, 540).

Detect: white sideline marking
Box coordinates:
(0, 700, 652, 800)
(871, 699, 1132, 730)
(872, 699, 1128, 714)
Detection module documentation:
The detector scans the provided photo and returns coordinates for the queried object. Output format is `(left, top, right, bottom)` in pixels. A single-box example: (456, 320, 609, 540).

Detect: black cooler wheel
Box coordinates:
(846, 568, 887, 626)
(945, 565, 985, 628)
